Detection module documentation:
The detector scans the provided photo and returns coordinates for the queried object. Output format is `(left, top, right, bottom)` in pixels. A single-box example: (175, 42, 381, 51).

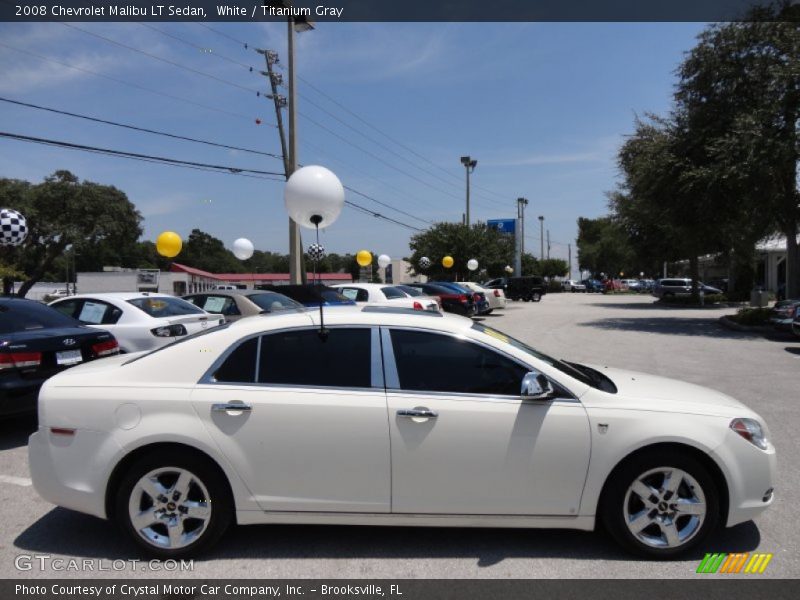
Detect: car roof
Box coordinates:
(55, 292, 176, 300)
(223, 304, 472, 336)
(187, 289, 289, 298)
(330, 283, 396, 290)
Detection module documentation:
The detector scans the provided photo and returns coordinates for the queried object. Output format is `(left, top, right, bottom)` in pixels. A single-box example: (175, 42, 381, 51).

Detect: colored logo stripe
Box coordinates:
(697, 552, 773, 574)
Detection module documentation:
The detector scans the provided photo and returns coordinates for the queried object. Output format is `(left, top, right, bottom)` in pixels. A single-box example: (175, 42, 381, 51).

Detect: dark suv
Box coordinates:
(506, 276, 547, 302)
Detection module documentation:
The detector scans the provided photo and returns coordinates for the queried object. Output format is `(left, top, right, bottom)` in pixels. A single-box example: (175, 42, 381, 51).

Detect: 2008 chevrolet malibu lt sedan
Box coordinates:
(28, 306, 776, 559)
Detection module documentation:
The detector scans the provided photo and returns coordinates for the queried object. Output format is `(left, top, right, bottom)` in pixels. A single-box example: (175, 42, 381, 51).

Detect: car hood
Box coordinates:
(584, 365, 752, 417)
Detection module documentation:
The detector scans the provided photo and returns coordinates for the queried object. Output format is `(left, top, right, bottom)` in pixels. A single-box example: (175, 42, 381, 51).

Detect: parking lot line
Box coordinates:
(0, 475, 32, 487)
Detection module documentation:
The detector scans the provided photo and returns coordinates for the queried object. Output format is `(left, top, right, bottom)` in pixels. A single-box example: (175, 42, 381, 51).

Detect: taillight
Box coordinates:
(494, 289, 500, 297)
(0, 352, 42, 370)
(412, 301, 423, 311)
(459, 294, 468, 304)
(151, 324, 188, 337)
(91, 339, 119, 357)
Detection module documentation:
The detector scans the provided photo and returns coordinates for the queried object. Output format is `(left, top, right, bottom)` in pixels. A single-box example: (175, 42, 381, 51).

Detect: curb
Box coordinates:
(718, 316, 773, 334)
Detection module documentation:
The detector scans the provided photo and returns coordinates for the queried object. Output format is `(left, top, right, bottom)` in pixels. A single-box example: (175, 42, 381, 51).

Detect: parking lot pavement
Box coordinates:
(1, 293, 798, 579)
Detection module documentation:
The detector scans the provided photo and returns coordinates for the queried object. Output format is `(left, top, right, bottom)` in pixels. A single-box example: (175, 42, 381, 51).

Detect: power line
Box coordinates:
(194, 22, 251, 48)
(0, 97, 282, 158)
(62, 23, 263, 96)
(138, 23, 259, 72)
(0, 42, 261, 123)
(0, 131, 285, 177)
(0, 131, 423, 231)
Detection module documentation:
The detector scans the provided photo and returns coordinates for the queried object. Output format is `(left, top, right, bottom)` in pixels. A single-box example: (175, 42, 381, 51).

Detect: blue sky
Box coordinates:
(0, 21, 707, 272)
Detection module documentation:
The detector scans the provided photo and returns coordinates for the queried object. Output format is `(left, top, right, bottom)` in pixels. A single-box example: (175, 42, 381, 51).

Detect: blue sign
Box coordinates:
(487, 218, 516, 234)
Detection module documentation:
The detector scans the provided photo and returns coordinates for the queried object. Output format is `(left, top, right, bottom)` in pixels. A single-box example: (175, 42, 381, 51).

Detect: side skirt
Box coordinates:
(236, 511, 595, 530)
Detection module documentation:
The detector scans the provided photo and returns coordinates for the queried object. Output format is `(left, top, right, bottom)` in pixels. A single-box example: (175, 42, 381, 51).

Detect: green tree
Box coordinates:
(0, 171, 143, 297)
(576, 216, 637, 277)
(408, 222, 515, 281)
(675, 4, 800, 296)
(538, 258, 569, 279)
(179, 229, 245, 274)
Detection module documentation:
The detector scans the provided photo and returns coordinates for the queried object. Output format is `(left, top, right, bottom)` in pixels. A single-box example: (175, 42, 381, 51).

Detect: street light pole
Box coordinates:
(538, 215, 545, 261)
(460, 156, 477, 226)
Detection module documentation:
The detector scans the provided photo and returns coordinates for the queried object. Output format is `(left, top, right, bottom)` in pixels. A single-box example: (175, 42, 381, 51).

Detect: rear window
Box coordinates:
(127, 296, 204, 318)
(660, 280, 689, 287)
(248, 293, 302, 312)
(381, 287, 406, 300)
(398, 285, 423, 297)
(0, 301, 79, 333)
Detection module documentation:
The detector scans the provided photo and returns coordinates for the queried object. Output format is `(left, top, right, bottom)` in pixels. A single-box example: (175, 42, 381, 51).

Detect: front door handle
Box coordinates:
(397, 408, 438, 418)
(212, 402, 252, 413)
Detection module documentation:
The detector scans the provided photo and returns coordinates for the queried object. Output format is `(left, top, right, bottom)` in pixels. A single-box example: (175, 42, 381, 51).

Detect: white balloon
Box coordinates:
(284, 165, 344, 229)
(232, 237, 254, 260)
(377, 254, 391, 269)
(467, 259, 479, 271)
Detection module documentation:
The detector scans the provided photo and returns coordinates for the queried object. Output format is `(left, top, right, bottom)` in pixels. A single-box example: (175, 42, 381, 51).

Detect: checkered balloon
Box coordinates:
(418, 256, 431, 270)
(0, 208, 28, 247)
(307, 243, 326, 262)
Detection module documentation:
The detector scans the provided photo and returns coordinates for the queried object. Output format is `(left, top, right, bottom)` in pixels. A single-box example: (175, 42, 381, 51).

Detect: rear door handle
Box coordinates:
(397, 408, 438, 418)
(212, 402, 252, 413)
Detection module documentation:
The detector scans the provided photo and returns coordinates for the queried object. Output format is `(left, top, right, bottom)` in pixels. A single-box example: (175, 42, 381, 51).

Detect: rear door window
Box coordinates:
(77, 300, 122, 325)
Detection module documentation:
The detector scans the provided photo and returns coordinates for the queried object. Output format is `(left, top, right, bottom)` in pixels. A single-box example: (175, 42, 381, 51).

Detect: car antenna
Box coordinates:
(308, 215, 328, 341)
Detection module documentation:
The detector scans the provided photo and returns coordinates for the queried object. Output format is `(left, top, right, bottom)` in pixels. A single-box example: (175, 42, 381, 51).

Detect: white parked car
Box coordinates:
(29, 307, 775, 559)
(332, 283, 438, 312)
(562, 280, 587, 293)
(457, 281, 506, 309)
(49, 293, 225, 353)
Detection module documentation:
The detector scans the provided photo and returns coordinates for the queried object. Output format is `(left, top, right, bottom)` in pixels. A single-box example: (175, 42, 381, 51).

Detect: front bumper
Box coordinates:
(711, 430, 777, 527)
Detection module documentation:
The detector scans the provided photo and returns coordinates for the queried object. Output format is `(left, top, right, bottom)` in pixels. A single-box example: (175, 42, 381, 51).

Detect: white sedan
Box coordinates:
(332, 283, 438, 312)
(457, 281, 506, 310)
(29, 307, 775, 559)
(49, 292, 225, 353)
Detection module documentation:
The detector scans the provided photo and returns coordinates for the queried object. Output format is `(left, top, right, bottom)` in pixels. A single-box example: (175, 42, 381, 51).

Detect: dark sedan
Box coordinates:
(769, 298, 800, 332)
(404, 282, 475, 316)
(257, 284, 356, 307)
(431, 281, 491, 315)
(0, 297, 119, 417)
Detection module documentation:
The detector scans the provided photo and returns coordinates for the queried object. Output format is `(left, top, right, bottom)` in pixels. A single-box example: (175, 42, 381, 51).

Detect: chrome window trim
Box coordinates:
(381, 325, 578, 402)
(199, 324, 382, 391)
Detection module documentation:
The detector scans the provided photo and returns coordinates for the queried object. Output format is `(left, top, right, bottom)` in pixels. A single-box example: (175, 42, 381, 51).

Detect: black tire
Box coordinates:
(522, 296, 530, 302)
(532, 292, 542, 302)
(600, 450, 719, 559)
(115, 449, 233, 558)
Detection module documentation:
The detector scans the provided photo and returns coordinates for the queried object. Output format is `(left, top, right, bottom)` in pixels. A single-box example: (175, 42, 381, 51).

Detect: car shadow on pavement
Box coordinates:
(0, 414, 37, 451)
(785, 346, 800, 356)
(579, 317, 752, 339)
(15, 508, 761, 566)
(588, 302, 731, 311)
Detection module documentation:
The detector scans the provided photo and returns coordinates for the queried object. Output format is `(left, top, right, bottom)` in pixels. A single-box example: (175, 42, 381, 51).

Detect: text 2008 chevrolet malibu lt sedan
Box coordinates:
(29, 307, 776, 559)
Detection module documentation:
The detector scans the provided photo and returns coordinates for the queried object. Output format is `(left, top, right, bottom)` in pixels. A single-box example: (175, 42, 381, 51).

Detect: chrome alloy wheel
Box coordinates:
(623, 467, 707, 549)
(128, 467, 212, 550)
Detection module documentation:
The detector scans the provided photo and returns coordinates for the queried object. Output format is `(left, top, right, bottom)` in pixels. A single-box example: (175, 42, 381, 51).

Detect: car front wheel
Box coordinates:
(116, 450, 232, 558)
(601, 451, 719, 558)
(532, 292, 542, 302)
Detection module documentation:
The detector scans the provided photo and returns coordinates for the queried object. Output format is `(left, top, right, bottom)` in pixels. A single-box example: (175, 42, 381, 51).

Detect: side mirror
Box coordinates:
(521, 371, 554, 401)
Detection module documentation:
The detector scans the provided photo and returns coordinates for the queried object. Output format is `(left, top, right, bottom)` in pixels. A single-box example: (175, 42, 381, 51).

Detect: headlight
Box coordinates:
(730, 418, 768, 450)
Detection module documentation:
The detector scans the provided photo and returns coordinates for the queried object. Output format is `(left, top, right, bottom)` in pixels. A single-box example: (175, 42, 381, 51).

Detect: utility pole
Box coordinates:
(515, 198, 528, 276)
(538, 216, 545, 261)
(286, 17, 303, 284)
(460, 156, 477, 226)
(568, 243, 572, 279)
(547, 229, 551, 260)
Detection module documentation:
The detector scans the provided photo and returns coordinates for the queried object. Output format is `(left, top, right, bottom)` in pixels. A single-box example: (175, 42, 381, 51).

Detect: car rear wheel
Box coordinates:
(532, 292, 542, 302)
(601, 451, 719, 558)
(116, 450, 232, 558)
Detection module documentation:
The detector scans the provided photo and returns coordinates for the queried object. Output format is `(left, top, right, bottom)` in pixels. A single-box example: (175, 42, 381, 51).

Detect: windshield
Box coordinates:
(470, 322, 601, 389)
(248, 293, 303, 312)
(127, 296, 205, 318)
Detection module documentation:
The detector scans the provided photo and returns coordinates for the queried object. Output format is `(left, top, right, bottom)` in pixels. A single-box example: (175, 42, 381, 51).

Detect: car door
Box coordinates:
(191, 326, 391, 513)
(382, 327, 591, 516)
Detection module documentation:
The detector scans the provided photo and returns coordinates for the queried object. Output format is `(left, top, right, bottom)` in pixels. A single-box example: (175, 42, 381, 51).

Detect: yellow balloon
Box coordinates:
(356, 250, 372, 267)
(156, 231, 182, 258)
(442, 255, 454, 268)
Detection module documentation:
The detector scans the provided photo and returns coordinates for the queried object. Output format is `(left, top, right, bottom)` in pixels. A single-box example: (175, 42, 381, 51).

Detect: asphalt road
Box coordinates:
(1, 293, 798, 579)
